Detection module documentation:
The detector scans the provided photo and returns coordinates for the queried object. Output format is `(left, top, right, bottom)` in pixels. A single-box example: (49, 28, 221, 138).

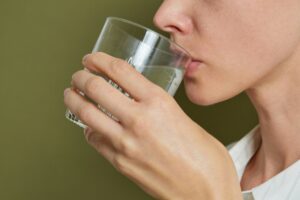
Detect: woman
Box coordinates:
(63, 0, 300, 199)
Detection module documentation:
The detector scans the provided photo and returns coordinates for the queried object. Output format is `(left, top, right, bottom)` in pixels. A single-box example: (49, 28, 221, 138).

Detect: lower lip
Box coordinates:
(185, 60, 204, 77)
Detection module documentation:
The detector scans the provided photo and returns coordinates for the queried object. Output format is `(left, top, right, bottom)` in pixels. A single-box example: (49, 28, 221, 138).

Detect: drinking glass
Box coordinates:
(65, 17, 191, 128)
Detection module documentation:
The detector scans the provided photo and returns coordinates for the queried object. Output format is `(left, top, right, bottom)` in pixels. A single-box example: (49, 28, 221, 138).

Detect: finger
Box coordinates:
(82, 52, 159, 101)
(64, 88, 124, 149)
(84, 129, 165, 198)
(71, 70, 137, 123)
(84, 129, 164, 199)
(85, 129, 132, 175)
(84, 127, 117, 164)
(84, 128, 134, 173)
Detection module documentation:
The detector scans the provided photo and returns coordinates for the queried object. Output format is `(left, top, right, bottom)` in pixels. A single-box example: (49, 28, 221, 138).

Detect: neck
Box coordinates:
(246, 50, 300, 178)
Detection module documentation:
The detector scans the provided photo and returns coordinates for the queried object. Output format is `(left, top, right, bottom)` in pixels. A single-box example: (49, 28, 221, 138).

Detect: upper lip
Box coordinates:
(170, 39, 202, 62)
(171, 46, 202, 62)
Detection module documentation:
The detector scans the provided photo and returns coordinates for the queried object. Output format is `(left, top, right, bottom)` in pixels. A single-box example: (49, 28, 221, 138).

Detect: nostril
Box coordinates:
(167, 25, 182, 33)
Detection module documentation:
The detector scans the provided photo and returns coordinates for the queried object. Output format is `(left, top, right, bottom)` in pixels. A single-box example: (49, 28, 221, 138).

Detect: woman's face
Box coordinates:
(154, 0, 300, 105)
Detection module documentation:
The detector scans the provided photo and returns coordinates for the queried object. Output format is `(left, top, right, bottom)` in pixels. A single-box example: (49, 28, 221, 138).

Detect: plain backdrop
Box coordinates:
(0, 0, 257, 199)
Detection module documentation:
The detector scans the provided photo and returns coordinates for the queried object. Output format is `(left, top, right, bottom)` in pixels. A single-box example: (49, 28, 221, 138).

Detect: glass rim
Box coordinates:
(106, 16, 192, 58)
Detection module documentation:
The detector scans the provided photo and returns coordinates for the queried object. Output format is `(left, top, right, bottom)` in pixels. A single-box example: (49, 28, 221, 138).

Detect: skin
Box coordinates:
(64, 55, 242, 199)
(64, 0, 300, 199)
(154, 0, 300, 191)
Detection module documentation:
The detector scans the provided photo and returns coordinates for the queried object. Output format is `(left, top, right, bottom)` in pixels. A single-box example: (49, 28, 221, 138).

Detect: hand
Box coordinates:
(64, 52, 243, 200)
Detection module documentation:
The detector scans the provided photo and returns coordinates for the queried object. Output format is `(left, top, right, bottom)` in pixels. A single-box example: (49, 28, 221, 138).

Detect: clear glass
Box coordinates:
(65, 17, 191, 128)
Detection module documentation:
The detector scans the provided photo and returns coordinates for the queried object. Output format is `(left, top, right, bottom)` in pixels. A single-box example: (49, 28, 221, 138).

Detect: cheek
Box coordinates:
(185, 0, 300, 105)
(210, 1, 300, 77)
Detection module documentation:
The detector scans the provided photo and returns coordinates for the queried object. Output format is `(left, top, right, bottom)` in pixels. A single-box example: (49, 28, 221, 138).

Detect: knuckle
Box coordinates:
(128, 116, 146, 137)
(113, 154, 128, 172)
(119, 137, 138, 158)
(71, 70, 83, 82)
(109, 58, 129, 75)
(78, 103, 94, 122)
(88, 52, 102, 65)
(85, 77, 101, 96)
(146, 86, 167, 102)
(150, 92, 172, 109)
(94, 51, 106, 58)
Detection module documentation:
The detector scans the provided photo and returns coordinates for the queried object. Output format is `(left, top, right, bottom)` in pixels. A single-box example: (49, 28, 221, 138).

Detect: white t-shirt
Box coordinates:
(227, 125, 300, 200)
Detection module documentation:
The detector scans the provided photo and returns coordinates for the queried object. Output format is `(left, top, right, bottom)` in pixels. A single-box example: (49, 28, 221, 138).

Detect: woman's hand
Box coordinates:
(64, 52, 243, 200)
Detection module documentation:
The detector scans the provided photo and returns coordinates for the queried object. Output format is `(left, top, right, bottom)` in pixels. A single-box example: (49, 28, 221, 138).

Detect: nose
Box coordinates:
(153, 1, 193, 35)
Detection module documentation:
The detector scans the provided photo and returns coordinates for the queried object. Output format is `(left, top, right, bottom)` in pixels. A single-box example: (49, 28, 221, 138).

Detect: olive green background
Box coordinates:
(0, 0, 257, 199)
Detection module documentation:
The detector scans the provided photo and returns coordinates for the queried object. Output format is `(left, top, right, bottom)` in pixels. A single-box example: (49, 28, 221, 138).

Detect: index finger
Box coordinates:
(82, 52, 161, 101)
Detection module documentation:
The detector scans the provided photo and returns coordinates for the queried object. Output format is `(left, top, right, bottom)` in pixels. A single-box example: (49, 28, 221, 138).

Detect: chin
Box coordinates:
(183, 79, 233, 106)
(183, 81, 216, 106)
(185, 91, 219, 106)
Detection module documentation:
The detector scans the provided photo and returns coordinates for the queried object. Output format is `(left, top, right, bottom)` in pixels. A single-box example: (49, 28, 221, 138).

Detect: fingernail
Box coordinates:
(64, 88, 70, 96)
(84, 127, 91, 135)
(82, 54, 89, 64)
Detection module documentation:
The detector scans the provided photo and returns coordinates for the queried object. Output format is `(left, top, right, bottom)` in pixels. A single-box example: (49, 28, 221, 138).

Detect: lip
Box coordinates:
(168, 37, 204, 75)
(189, 59, 203, 67)
(185, 59, 203, 77)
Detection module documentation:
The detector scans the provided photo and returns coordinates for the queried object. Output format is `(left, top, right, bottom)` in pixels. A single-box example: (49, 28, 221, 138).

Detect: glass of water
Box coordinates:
(66, 17, 191, 128)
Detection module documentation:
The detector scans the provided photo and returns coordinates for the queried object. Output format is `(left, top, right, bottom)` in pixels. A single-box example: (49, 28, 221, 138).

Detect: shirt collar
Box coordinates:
(229, 125, 261, 181)
(228, 125, 300, 200)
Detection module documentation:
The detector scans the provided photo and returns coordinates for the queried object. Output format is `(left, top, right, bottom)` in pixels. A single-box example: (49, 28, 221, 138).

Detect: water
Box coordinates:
(141, 66, 184, 96)
(65, 65, 184, 128)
